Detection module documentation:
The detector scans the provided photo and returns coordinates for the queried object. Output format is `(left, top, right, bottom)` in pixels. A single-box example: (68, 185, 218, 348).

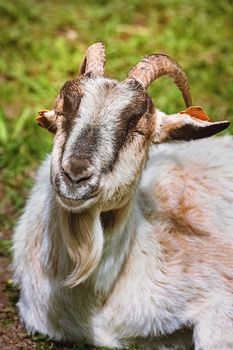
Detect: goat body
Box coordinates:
(13, 44, 233, 350)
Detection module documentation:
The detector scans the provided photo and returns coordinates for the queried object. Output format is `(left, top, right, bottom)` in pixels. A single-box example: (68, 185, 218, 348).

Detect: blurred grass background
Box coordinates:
(0, 0, 233, 267)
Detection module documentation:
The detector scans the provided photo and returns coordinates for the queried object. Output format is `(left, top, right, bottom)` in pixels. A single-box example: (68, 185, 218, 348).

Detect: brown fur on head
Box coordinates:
(37, 42, 229, 213)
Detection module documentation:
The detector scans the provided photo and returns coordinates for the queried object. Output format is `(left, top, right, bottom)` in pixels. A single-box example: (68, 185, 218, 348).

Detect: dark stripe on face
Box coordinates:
(63, 89, 82, 118)
(53, 79, 84, 167)
(103, 94, 152, 173)
(71, 125, 101, 160)
(57, 79, 83, 134)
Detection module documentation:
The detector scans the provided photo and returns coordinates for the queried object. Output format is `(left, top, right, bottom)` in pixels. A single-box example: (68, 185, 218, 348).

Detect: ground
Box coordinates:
(0, 0, 232, 349)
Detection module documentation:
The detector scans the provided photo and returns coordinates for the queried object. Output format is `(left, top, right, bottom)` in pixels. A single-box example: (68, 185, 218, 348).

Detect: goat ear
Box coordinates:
(153, 106, 230, 144)
(79, 57, 87, 76)
(36, 110, 57, 134)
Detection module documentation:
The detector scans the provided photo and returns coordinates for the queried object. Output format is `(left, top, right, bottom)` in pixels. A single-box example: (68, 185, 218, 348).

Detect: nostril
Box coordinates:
(62, 157, 93, 184)
(76, 173, 93, 184)
(62, 169, 93, 184)
(62, 168, 74, 182)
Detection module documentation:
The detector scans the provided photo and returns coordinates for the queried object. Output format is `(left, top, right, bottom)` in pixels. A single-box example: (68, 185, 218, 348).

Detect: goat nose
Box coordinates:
(62, 157, 93, 183)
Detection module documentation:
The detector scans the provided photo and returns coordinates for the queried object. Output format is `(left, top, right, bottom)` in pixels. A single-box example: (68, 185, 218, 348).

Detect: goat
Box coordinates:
(13, 42, 233, 350)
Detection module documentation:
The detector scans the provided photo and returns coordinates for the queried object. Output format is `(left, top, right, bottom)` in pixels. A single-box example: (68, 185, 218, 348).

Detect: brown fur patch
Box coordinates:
(151, 164, 215, 234)
(146, 162, 233, 294)
(55, 79, 83, 134)
(158, 218, 233, 294)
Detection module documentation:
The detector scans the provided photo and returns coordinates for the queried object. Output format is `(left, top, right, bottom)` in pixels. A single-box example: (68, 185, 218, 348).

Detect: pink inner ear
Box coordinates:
(180, 106, 211, 121)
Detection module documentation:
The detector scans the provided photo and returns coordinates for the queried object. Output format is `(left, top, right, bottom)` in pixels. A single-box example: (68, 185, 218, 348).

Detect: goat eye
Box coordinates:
(55, 110, 62, 115)
(132, 129, 146, 136)
(55, 111, 64, 118)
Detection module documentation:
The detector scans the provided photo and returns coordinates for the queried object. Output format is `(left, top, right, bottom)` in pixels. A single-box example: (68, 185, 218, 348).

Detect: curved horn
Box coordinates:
(79, 42, 106, 77)
(127, 54, 192, 107)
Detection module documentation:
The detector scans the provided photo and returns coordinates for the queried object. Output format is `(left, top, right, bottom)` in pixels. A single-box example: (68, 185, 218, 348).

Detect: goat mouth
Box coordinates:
(53, 174, 101, 208)
(56, 189, 100, 211)
(60, 192, 99, 202)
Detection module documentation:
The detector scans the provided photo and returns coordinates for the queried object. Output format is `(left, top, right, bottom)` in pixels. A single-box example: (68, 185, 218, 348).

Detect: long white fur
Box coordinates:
(13, 100, 233, 349)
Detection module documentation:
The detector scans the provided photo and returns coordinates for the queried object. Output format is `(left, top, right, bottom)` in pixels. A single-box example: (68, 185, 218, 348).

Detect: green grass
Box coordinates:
(0, 0, 232, 348)
(1, 0, 233, 226)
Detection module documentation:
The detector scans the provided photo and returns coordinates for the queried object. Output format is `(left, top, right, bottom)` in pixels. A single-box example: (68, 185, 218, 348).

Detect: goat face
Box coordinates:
(49, 75, 154, 212)
(37, 43, 229, 212)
